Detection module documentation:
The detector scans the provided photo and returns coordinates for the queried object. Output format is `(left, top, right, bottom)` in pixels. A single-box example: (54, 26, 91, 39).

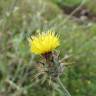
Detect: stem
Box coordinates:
(53, 0, 88, 30)
(57, 78, 71, 96)
(52, 89, 55, 96)
(5, 79, 27, 94)
(6, 79, 22, 91)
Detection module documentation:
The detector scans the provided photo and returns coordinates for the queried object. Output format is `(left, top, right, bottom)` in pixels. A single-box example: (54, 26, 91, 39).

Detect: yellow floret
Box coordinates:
(28, 30, 60, 55)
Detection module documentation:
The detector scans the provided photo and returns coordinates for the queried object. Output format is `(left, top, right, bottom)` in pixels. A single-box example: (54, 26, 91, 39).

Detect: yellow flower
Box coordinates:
(28, 30, 60, 55)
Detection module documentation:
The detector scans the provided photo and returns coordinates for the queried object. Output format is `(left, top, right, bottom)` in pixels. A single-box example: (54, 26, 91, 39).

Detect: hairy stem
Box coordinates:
(57, 77, 71, 96)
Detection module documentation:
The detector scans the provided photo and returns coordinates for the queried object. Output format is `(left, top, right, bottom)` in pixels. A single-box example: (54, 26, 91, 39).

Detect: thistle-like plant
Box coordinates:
(28, 30, 71, 96)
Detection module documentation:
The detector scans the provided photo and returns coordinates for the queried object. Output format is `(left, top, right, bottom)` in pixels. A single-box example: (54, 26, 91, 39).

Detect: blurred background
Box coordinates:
(0, 0, 96, 96)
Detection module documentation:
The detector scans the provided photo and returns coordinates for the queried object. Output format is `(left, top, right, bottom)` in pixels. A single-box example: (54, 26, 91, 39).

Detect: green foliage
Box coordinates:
(85, 0, 96, 14)
(53, 0, 82, 6)
(52, 0, 88, 6)
(0, 0, 96, 96)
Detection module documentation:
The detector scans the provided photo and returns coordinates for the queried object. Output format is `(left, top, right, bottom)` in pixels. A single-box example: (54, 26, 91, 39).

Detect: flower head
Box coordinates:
(28, 30, 60, 55)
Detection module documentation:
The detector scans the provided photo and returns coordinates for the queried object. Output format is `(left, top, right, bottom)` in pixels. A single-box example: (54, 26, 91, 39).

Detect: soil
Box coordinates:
(60, 5, 96, 22)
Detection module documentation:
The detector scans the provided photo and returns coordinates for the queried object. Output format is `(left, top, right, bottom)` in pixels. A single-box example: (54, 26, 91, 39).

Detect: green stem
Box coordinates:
(57, 78, 71, 96)
(52, 89, 55, 96)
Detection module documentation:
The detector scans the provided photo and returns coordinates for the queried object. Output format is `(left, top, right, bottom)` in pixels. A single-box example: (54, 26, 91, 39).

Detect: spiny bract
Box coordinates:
(28, 30, 60, 54)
